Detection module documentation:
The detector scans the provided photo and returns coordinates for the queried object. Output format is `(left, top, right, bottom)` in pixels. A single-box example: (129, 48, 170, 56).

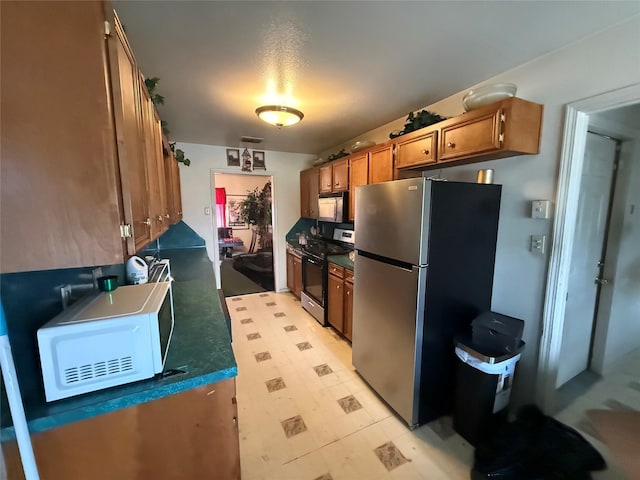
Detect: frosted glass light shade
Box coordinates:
(255, 105, 304, 127)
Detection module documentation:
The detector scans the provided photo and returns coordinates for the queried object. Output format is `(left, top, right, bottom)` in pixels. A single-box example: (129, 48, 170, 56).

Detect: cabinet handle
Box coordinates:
(157, 215, 164, 223)
(142, 218, 151, 226)
(165, 213, 170, 219)
(447, 142, 456, 148)
(421, 149, 429, 155)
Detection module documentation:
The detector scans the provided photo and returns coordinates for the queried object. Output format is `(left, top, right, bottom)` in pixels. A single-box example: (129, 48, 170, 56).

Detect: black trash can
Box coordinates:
(453, 336, 525, 446)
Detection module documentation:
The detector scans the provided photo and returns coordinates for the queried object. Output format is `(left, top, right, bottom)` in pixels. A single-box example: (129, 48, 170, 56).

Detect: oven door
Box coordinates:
(302, 254, 325, 306)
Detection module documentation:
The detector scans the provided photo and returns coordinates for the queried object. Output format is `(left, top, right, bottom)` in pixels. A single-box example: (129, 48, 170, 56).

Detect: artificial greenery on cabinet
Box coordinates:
(144, 76, 191, 166)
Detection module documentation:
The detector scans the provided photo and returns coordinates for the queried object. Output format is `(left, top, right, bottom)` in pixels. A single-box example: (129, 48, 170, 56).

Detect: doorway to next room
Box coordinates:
(213, 172, 274, 297)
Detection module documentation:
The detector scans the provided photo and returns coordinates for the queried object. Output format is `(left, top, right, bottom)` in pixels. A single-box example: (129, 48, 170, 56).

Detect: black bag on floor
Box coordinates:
(471, 405, 606, 480)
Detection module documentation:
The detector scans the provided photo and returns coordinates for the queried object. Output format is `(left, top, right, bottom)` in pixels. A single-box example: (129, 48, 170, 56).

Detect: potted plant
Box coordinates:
(238, 182, 272, 252)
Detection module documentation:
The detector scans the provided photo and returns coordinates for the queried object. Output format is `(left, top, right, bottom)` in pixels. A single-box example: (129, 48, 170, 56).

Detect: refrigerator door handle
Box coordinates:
(356, 249, 417, 272)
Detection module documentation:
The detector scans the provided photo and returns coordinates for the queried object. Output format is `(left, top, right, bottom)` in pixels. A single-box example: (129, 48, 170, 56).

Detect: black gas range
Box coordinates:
(300, 239, 352, 261)
(300, 228, 355, 326)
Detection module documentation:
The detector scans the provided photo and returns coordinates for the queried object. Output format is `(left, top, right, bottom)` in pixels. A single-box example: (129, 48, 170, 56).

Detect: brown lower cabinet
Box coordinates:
(344, 272, 354, 341)
(1, 378, 240, 480)
(286, 250, 302, 298)
(327, 262, 354, 341)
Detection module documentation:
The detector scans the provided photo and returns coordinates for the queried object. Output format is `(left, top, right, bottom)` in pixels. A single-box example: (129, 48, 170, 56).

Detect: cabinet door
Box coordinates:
(300, 168, 319, 219)
(286, 252, 295, 292)
(163, 146, 182, 225)
(368, 144, 394, 184)
(2, 378, 240, 480)
(308, 168, 320, 218)
(172, 157, 183, 222)
(293, 256, 302, 298)
(110, 14, 151, 254)
(332, 159, 349, 192)
(140, 85, 168, 240)
(439, 109, 502, 163)
(327, 273, 345, 332)
(300, 170, 310, 217)
(395, 130, 437, 169)
(349, 154, 368, 222)
(0, 1, 124, 273)
(344, 281, 353, 341)
(319, 165, 333, 193)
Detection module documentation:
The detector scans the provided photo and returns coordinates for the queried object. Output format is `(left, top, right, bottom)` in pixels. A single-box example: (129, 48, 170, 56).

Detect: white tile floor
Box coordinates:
(227, 291, 639, 480)
(555, 348, 640, 480)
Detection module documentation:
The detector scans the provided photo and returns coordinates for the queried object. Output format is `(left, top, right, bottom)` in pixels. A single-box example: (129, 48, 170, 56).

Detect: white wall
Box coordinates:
(321, 17, 640, 405)
(176, 142, 315, 291)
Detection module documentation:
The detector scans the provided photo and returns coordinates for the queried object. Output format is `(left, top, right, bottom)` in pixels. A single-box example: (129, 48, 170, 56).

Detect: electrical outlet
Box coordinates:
(530, 235, 547, 254)
(531, 200, 551, 219)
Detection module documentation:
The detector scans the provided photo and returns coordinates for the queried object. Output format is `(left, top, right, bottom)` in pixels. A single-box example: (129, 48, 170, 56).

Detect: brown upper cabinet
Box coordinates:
(0, 2, 182, 273)
(163, 140, 183, 225)
(332, 159, 349, 192)
(348, 144, 393, 221)
(1, 1, 125, 273)
(300, 167, 319, 218)
(394, 130, 437, 169)
(394, 97, 543, 171)
(139, 81, 169, 241)
(320, 159, 349, 194)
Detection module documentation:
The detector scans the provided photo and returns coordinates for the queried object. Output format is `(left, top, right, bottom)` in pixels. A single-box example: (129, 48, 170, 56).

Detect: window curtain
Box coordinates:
(215, 187, 226, 228)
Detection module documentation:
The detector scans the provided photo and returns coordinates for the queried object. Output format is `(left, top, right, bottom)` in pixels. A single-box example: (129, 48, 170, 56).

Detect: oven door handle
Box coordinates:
(304, 256, 323, 266)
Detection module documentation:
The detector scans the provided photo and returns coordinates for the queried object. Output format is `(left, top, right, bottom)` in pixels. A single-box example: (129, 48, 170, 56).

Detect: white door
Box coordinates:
(556, 132, 618, 387)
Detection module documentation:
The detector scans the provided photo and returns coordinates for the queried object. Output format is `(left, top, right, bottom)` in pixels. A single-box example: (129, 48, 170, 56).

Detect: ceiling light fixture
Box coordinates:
(255, 105, 304, 127)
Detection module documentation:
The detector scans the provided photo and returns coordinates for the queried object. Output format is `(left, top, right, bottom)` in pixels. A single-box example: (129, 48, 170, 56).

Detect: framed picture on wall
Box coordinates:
(253, 151, 266, 170)
(226, 148, 240, 167)
(226, 194, 248, 229)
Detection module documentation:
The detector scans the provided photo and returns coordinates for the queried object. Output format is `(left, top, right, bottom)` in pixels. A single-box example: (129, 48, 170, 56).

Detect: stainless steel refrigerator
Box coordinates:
(353, 177, 501, 428)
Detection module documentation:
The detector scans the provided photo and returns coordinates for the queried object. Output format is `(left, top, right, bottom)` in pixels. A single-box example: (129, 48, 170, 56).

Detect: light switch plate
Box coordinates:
(204, 206, 211, 215)
(531, 200, 551, 219)
(531, 234, 546, 254)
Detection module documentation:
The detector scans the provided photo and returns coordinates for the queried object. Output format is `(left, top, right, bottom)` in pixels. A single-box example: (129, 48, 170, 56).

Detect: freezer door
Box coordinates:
(355, 178, 431, 266)
(352, 252, 426, 427)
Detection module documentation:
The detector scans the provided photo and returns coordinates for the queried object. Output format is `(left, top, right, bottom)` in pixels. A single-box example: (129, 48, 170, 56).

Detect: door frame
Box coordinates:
(537, 83, 640, 413)
(209, 169, 276, 291)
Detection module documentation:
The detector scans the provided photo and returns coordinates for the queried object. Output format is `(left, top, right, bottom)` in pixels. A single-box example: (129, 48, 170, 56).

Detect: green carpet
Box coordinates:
(220, 259, 267, 297)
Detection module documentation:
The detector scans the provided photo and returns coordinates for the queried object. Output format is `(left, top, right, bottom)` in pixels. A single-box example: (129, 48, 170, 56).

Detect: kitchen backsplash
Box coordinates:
(1, 220, 206, 426)
(142, 221, 206, 253)
(0, 263, 124, 424)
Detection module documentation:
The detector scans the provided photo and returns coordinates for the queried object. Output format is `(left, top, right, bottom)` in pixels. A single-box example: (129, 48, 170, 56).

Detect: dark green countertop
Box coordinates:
(328, 254, 354, 271)
(1, 248, 237, 441)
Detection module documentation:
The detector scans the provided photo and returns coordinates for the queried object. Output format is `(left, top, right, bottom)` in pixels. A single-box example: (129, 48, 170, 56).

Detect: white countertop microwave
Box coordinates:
(37, 261, 174, 402)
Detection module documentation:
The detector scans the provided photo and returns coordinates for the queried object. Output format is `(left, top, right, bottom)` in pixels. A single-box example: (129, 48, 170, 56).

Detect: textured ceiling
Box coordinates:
(113, 1, 640, 155)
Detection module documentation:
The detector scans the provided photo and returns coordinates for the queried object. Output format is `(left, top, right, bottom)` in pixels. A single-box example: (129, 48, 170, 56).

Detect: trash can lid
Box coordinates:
(471, 311, 524, 338)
